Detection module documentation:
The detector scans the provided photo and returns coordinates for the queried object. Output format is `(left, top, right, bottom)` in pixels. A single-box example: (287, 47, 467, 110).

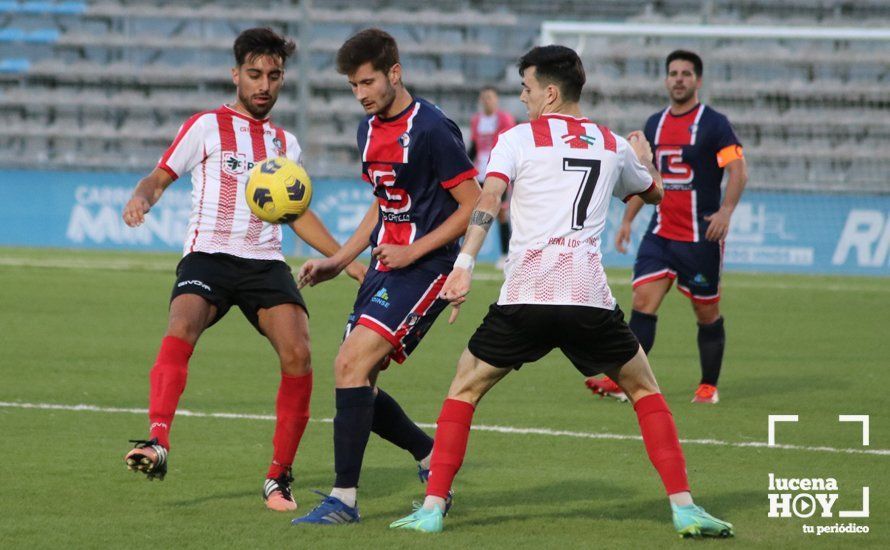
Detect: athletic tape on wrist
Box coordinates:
(454, 252, 475, 272)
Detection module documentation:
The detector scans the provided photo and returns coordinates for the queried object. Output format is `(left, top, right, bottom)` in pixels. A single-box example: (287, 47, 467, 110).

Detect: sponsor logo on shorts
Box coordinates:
(371, 288, 390, 308)
(692, 273, 709, 285)
(177, 279, 212, 292)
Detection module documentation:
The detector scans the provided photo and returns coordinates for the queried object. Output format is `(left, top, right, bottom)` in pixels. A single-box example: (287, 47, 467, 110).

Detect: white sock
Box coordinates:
(330, 487, 357, 508)
(419, 452, 432, 470)
(669, 491, 694, 507)
(422, 495, 446, 512)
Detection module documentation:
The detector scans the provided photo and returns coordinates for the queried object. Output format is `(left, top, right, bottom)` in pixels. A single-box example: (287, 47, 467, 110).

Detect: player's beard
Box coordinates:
(238, 89, 276, 119)
(367, 82, 397, 116)
(671, 86, 695, 105)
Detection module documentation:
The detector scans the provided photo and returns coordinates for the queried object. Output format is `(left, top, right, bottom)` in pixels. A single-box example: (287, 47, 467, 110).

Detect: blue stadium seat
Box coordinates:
(19, 2, 86, 15)
(0, 29, 26, 42)
(0, 58, 29, 73)
(0, 2, 18, 14)
(25, 29, 59, 43)
(0, 28, 58, 43)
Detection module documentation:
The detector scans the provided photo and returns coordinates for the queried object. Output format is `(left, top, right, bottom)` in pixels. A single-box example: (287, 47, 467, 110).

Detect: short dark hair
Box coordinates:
(480, 85, 498, 94)
(233, 27, 296, 66)
(665, 49, 703, 77)
(336, 28, 400, 75)
(517, 45, 585, 103)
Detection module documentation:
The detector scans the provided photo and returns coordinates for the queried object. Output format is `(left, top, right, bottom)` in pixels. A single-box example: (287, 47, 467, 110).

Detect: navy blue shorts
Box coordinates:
(632, 233, 723, 304)
(344, 266, 448, 364)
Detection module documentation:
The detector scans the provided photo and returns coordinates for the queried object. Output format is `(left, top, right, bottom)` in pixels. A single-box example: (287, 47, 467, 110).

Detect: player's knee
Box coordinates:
(632, 291, 659, 314)
(333, 350, 368, 386)
(278, 343, 311, 376)
(693, 303, 720, 325)
(165, 318, 202, 344)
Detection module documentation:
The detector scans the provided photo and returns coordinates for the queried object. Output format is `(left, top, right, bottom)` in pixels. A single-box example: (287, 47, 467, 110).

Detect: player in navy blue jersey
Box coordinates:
(292, 28, 480, 525)
(586, 50, 748, 404)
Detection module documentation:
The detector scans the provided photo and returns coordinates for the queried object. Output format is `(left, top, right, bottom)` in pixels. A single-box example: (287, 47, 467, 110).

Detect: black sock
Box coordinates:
(629, 309, 658, 354)
(698, 317, 725, 386)
(333, 386, 375, 488)
(371, 388, 433, 461)
(498, 221, 511, 255)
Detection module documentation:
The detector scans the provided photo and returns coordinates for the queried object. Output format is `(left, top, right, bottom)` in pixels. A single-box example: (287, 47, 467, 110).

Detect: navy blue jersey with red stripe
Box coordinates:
(643, 104, 742, 242)
(357, 97, 477, 273)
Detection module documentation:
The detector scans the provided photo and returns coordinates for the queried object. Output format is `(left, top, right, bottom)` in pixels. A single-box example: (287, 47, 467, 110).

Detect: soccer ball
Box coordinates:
(245, 157, 313, 224)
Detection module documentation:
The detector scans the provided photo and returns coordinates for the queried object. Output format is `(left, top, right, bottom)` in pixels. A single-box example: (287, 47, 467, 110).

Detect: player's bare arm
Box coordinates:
(122, 168, 175, 227)
(372, 178, 481, 270)
(440, 176, 507, 323)
(289, 210, 367, 284)
(297, 200, 378, 288)
(704, 157, 748, 241)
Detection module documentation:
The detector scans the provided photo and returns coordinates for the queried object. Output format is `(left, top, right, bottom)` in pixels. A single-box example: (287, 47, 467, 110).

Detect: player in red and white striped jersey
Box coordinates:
(468, 86, 515, 267)
(120, 28, 365, 512)
(392, 46, 734, 538)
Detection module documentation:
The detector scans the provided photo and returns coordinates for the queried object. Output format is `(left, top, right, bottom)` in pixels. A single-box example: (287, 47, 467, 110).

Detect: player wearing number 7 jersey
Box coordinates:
(390, 45, 733, 538)
(293, 29, 480, 525)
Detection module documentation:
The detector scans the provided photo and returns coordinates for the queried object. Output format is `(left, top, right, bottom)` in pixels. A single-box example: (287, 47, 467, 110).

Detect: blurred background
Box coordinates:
(1, 0, 888, 273)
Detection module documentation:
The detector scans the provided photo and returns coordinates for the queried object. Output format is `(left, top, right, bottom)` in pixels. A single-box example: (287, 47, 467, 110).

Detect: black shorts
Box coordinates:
(467, 303, 640, 377)
(170, 252, 306, 334)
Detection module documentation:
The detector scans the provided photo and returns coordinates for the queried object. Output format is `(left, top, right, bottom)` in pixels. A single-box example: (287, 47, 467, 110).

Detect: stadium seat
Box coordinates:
(0, 58, 29, 73)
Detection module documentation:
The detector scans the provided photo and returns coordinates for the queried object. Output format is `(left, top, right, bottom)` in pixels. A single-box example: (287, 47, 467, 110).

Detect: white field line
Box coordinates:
(1, 255, 888, 293)
(2, 401, 887, 457)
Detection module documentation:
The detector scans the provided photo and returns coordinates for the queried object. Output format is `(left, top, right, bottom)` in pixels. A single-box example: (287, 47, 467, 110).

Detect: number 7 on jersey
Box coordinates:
(563, 157, 602, 230)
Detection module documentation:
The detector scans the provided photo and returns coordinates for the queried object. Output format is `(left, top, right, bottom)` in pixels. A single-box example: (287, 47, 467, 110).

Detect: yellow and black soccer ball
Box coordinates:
(245, 157, 313, 224)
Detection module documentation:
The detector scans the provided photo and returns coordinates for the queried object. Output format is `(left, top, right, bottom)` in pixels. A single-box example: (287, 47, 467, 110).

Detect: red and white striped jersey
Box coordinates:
(486, 113, 654, 309)
(158, 105, 301, 261)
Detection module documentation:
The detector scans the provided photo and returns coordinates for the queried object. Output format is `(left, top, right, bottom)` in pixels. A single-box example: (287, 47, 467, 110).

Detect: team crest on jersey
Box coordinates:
(398, 132, 410, 148)
(222, 151, 250, 175)
(272, 137, 284, 157)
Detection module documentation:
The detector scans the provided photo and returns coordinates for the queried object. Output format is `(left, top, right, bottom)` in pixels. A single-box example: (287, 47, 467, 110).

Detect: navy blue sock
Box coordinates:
(333, 386, 375, 488)
(498, 221, 511, 255)
(698, 317, 725, 386)
(371, 388, 433, 461)
(629, 310, 658, 354)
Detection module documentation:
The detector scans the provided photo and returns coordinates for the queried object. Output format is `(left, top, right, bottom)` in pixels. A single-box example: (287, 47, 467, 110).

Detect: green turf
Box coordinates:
(0, 247, 887, 549)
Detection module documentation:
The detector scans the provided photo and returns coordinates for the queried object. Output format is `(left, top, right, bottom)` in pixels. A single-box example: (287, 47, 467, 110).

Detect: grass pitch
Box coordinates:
(0, 247, 887, 549)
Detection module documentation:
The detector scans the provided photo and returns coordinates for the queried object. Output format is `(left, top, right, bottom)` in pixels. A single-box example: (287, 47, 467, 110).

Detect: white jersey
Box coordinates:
(158, 105, 301, 261)
(485, 113, 654, 309)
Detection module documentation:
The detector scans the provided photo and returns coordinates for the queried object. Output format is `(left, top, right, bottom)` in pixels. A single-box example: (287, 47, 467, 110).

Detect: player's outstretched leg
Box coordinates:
(264, 372, 311, 511)
(293, 327, 390, 525)
(371, 387, 435, 478)
(391, 350, 508, 533)
(258, 304, 314, 511)
(608, 348, 733, 538)
(124, 334, 193, 479)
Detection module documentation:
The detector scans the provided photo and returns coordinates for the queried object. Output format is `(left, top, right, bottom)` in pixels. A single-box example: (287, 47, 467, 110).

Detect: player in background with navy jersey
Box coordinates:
(293, 28, 480, 525)
(586, 50, 748, 404)
(389, 45, 733, 538)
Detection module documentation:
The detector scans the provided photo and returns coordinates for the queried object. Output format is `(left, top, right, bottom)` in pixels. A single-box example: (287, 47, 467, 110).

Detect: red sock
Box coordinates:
(634, 393, 690, 495)
(148, 336, 193, 449)
(267, 371, 312, 479)
(426, 399, 475, 499)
